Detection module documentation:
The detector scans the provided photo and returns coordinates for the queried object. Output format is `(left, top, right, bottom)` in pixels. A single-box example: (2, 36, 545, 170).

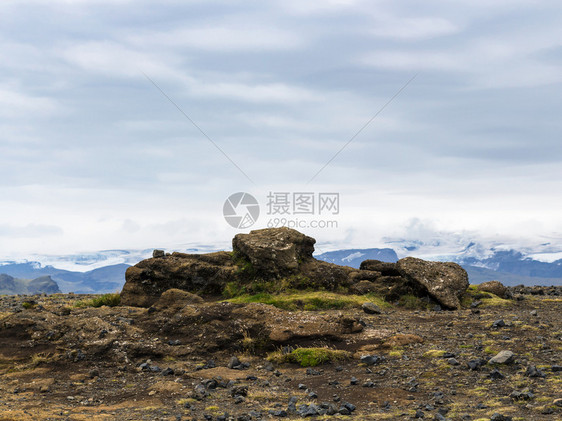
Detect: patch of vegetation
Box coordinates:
(268, 347, 351, 367)
(461, 285, 513, 308)
(226, 291, 389, 311)
(22, 301, 36, 309)
(423, 349, 447, 358)
(74, 293, 121, 308)
(387, 347, 404, 357)
(231, 250, 256, 279)
(222, 281, 247, 298)
(397, 294, 432, 310)
(484, 346, 499, 355)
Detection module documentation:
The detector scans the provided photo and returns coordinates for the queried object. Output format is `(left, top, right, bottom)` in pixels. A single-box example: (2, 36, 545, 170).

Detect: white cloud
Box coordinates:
(128, 24, 304, 52)
(0, 0, 562, 256)
(0, 85, 61, 118)
(368, 16, 459, 40)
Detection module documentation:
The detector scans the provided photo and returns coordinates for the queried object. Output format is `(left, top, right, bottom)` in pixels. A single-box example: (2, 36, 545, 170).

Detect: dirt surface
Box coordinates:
(0, 292, 561, 420)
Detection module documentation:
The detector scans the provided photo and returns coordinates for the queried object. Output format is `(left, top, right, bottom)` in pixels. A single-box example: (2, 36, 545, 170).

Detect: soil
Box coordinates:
(0, 292, 560, 421)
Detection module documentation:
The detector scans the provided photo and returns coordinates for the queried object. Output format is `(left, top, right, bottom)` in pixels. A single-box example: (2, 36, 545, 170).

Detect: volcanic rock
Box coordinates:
(396, 257, 469, 309)
(478, 281, 509, 299)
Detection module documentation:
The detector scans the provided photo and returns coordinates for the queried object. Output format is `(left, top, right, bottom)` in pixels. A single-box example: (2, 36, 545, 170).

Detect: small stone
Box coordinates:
(338, 407, 351, 415)
(228, 356, 241, 369)
(509, 388, 534, 401)
(552, 365, 562, 372)
(530, 310, 538, 316)
(342, 402, 356, 412)
(490, 413, 513, 421)
(298, 383, 306, 390)
(231, 385, 248, 398)
(488, 350, 514, 365)
(350, 377, 358, 385)
(308, 391, 317, 399)
(362, 302, 382, 314)
(153, 249, 165, 258)
(360, 355, 383, 366)
(414, 409, 425, 418)
(489, 369, 505, 380)
(269, 409, 288, 417)
(161, 367, 174, 376)
(492, 319, 505, 328)
(447, 358, 460, 366)
(525, 365, 545, 378)
(467, 359, 484, 371)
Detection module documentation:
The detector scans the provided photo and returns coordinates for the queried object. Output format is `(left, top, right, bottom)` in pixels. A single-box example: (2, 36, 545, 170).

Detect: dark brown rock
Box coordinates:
(478, 281, 509, 299)
(120, 251, 236, 307)
(396, 257, 469, 309)
(359, 260, 401, 277)
(232, 227, 315, 278)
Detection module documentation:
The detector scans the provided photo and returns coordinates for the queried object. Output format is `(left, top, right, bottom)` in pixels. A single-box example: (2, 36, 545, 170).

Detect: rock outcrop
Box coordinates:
(120, 251, 237, 307)
(478, 281, 509, 298)
(120, 227, 470, 309)
(396, 257, 469, 309)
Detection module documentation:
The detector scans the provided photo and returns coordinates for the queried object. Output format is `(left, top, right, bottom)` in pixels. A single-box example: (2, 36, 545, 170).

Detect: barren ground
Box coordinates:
(0, 291, 560, 421)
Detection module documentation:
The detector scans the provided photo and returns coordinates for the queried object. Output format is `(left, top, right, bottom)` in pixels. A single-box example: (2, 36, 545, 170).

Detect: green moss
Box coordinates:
(462, 285, 512, 308)
(226, 291, 389, 311)
(231, 250, 256, 278)
(398, 294, 431, 309)
(74, 293, 121, 308)
(222, 281, 247, 298)
(22, 301, 36, 309)
(268, 347, 351, 367)
(423, 349, 447, 358)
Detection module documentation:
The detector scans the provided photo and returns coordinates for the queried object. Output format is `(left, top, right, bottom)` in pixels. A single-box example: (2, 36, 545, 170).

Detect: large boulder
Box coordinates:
(478, 281, 509, 299)
(120, 251, 236, 307)
(120, 227, 472, 309)
(396, 257, 469, 309)
(232, 227, 316, 278)
(359, 260, 402, 276)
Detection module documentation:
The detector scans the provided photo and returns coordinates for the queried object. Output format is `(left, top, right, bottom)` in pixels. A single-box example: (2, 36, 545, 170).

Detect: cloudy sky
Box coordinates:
(1, 0, 562, 257)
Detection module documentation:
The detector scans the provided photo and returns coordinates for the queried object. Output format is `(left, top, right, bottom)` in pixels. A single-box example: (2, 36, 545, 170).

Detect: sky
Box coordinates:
(1, 0, 562, 257)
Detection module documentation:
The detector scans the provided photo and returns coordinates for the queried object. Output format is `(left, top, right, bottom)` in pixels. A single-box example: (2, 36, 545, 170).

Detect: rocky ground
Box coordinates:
(0, 288, 561, 421)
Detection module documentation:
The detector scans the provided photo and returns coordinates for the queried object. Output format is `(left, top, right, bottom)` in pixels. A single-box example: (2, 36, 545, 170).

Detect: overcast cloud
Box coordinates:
(1, 0, 561, 256)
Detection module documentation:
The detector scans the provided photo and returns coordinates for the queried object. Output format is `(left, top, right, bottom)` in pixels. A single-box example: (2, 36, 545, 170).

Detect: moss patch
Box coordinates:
(423, 349, 447, 358)
(225, 291, 389, 311)
(268, 347, 351, 367)
(74, 293, 121, 308)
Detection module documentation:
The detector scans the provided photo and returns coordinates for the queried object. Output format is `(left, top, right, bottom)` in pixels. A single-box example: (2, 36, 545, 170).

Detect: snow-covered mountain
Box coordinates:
(1, 236, 561, 293)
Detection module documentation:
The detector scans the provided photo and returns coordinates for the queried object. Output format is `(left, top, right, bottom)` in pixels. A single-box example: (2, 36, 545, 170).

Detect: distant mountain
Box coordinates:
(463, 265, 562, 286)
(0, 262, 129, 294)
(0, 274, 61, 295)
(316, 246, 562, 286)
(2, 238, 562, 294)
(315, 248, 398, 268)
